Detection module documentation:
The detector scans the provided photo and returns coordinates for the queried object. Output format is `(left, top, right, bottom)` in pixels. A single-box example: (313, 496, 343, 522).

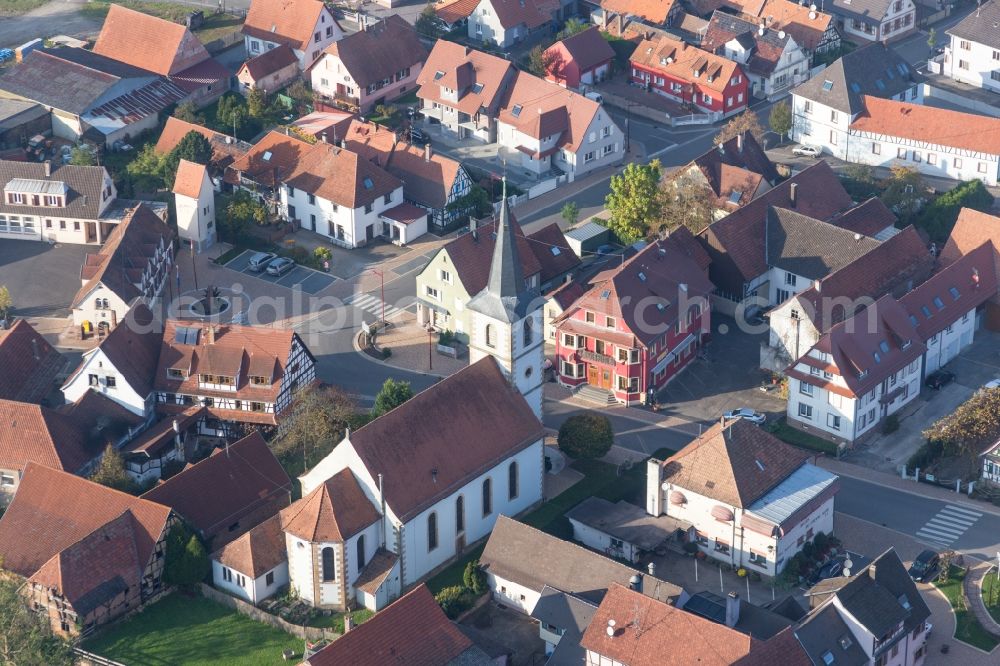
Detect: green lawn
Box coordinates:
(84, 593, 301, 666)
(933, 566, 1000, 652)
(769, 419, 839, 456)
(0, 0, 45, 16)
(981, 570, 1000, 625)
(79, 0, 244, 43)
(307, 608, 373, 631)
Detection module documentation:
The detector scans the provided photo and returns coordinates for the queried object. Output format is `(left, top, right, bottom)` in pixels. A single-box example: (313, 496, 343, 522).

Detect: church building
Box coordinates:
(210, 182, 548, 611)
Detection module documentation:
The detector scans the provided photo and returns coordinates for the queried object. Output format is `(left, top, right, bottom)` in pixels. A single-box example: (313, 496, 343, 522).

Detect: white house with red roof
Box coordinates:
(845, 97, 1000, 186)
(172, 160, 216, 253)
(543, 26, 615, 90)
(242, 0, 343, 70)
(467, 0, 556, 49)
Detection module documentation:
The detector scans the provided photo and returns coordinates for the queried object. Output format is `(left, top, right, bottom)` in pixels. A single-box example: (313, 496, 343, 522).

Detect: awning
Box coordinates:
(651, 333, 696, 375)
(711, 505, 734, 522)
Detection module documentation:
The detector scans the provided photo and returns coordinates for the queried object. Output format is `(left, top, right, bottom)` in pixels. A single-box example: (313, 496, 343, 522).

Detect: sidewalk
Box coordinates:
(817, 457, 1000, 520)
(965, 561, 1000, 640)
(352, 311, 463, 378)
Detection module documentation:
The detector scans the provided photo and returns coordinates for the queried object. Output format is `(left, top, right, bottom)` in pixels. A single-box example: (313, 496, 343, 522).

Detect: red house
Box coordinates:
(554, 232, 714, 405)
(544, 26, 616, 90)
(629, 35, 748, 118)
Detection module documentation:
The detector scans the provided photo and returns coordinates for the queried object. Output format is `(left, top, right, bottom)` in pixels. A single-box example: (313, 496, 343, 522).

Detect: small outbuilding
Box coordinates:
(566, 497, 693, 563)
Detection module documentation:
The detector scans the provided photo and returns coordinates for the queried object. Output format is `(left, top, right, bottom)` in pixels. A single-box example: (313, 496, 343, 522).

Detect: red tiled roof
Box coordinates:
(0, 319, 63, 403)
(243, 0, 337, 52)
(435, 0, 479, 23)
(59, 388, 145, 437)
(229, 131, 313, 188)
(123, 408, 205, 457)
(380, 202, 428, 225)
(172, 159, 209, 199)
(851, 96, 1000, 155)
(75, 303, 164, 400)
(527, 222, 581, 283)
(29, 511, 144, 617)
(305, 585, 473, 666)
(0, 462, 171, 578)
(291, 111, 355, 143)
(142, 432, 291, 547)
(828, 197, 896, 237)
(93, 4, 211, 76)
(580, 583, 754, 665)
(546, 279, 589, 310)
(791, 225, 934, 332)
(631, 34, 742, 94)
(900, 242, 998, 341)
(155, 117, 249, 171)
(702, 12, 786, 77)
(0, 399, 97, 474)
(941, 208, 1000, 269)
(792, 296, 926, 398)
(487, 0, 551, 29)
(212, 514, 286, 578)
(602, 0, 677, 24)
(417, 42, 514, 117)
(171, 58, 230, 93)
(689, 131, 779, 206)
(730, 0, 833, 52)
(660, 418, 808, 508)
(284, 141, 402, 209)
(544, 27, 615, 75)
(281, 468, 379, 542)
(703, 161, 854, 292)
(239, 44, 298, 81)
(561, 239, 714, 347)
(442, 216, 543, 294)
(318, 15, 426, 89)
(346, 358, 544, 521)
(496, 71, 602, 155)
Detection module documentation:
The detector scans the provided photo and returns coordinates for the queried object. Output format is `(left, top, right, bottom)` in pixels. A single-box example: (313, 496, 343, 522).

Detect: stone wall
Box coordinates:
(199, 584, 340, 642)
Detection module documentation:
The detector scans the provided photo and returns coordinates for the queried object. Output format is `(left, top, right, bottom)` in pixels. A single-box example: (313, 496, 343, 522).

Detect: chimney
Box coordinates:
(814, 279, 821, 292)
(344, 614, 354, 633)
(320, 132, 327, 143)
(647, 561, 656, 577)
(470, 216, 479, 239)
(629, 574, 642, 591)
(110, 309, 118, 329)
(207, 325, 216, 344)
(789, 182, 798, 208)
(44, 160, 51, 177)
(725, 592, 741, 628)
(424, 143, 431, 162)
(737, 133, 744, 153)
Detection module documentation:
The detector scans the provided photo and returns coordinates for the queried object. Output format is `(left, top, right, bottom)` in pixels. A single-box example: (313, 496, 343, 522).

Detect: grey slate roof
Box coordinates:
(793, 604, 869, 666)
(682, 591, 794, 640)
(766, 207, 882, 281)
(828, 0, 895, 24)
(0, 99, 46, 130)
(791, 42, 920, 115)
(530, 587, 597, 665)
(0, 160, 109, 220)
(948, 0, 1000, 50)
(466, 182, 538, 323)
(565, 497, 692, 550)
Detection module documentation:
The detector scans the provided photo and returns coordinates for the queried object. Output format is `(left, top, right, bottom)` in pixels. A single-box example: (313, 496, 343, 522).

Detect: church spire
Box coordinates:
(486, 178, 525, 300)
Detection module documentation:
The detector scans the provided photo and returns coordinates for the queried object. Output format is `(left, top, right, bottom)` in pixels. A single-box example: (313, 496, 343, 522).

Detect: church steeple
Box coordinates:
(467, 178, 535, 322)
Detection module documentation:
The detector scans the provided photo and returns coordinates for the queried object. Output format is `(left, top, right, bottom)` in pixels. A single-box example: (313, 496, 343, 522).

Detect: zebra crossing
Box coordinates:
(345, 293, 406, 320)
(915, 504, 982, 548)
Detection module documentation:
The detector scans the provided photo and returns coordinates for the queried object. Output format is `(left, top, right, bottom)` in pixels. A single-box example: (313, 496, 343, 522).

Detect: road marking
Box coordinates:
(914, 504, 981, 547)
(346, 293, 406, 320)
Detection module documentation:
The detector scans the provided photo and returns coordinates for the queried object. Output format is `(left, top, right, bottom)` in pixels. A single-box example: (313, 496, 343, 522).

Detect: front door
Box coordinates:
(366, 224, 374, 242)
(601, 368, 612, 389)
(588, 365, 599, 386)
(85, 222, 97, 243)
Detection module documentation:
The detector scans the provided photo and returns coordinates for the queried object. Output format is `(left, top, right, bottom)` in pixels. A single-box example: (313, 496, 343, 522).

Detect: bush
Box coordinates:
(381, 347, 392, 359)
(916, 180, 995, 242)
(163, 524, 210, 589)
(435, 585, 475, 619)
(558, 412, 614, 459)
(882, 414, 900, 434)
(908, 439, 944, 470)
(438, 329, 455, 346)
(313, 246, 332, 262)
(813, 531, 829, 553)
(683, 542, 700, 555)
(463, 560, 487, 595)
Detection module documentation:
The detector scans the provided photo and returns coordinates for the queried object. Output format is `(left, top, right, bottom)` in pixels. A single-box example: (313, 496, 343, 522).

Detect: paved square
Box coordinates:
(222, 250, 337, 295)
(0, 239, 94, 318)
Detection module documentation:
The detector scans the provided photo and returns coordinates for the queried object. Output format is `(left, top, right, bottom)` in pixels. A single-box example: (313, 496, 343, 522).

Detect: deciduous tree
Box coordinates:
(528, 44, 557, 77)
(557, 18, 588, 39)
(604, 160, 663, 244)
(769, 100, 792, 141)
(126, 144, 169, 192)
(447, 185, 492, 220)
(0, 578, 74, 665)
(0, 285, 12, 321)
(923, 387, 1000, 457)
(561, 201, 580, 227)
(558, 412, 614, 459)
(69, 146, 96, 166)
(714, 110, 766, 145)
(371, 378, 414, 418)
(416, 2, 443, 38)
(163, 524, 210, 589)
(881, 164, 925, 221)
(275, 385, 357, 465)
(173, 101, 201, 124)
(223, 190, 268, 241)
(658, 175, 716, 235)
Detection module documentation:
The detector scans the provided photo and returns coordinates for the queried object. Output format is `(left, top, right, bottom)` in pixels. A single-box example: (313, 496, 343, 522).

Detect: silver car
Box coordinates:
(723, 408, 766, 424)
(266, 257, 295, 276)
(248, 252, 277, 272)
(792, 144, 822, 158)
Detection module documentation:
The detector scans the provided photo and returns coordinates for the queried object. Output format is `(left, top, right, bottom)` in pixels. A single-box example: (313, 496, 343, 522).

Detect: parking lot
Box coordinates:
(0, 239, 94, 318)
(223, 250, 337, 295)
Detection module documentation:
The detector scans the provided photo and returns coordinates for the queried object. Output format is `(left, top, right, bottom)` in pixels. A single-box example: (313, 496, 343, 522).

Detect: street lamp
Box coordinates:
(625, 101, 638, 154)
(425, 323, 434, 371)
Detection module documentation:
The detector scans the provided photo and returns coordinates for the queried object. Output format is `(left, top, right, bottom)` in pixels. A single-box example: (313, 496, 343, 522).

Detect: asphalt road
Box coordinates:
(835, 475, 1000, 563)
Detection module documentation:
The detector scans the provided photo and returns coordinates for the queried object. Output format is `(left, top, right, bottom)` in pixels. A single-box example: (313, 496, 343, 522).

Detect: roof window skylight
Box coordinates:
(933, 296, 945, 310)
(363, 177, 375, 190)
(512, 104, 523, 117)
(822, 80, 833, 91)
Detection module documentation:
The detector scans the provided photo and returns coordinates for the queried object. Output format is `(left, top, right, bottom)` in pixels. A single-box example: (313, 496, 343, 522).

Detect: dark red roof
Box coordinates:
(702, 161, 853, 294)
(305, 585, 474, 666)
(78, 303, 163, 399)
(239, 44, 298, 81)
(828, 197, 896, 238)
(690, 131, 779, 201)
(561, 239, 714, 347)
(0, 319, 63, 403)
(545, 26, 615, 74)
(899, 242, 998, 341)
(443, 215, 543, 294)
(142, 432, 291, 547)
(527, 222, 581, 284)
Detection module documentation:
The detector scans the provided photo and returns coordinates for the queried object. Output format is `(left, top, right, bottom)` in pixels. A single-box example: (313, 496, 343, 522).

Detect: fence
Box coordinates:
(199, 584, 340, 642)
(203, 30, 244, 55)
(73, 648, 128, 666)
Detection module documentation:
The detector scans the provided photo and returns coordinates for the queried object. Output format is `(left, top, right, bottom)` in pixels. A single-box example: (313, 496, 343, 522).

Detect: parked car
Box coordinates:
(805, 551, 869, 587)
(248, 252, 277, 272)
(266, 257, 295, 276)
(792, 144, 822, 157)
(925, 370, 955, 390)
(723, 408, 766, 424)
(908, 549, 940, 583)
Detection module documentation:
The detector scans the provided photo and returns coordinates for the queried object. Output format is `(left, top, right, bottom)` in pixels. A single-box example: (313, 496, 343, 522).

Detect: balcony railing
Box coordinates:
(580, 350, 615, 365)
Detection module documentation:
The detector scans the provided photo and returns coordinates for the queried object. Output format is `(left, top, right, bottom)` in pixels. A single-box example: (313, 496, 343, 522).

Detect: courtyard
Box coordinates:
(0, 239, 93, 318)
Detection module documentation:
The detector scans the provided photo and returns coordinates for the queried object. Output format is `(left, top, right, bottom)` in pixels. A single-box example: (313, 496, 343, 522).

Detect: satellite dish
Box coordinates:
(842, 568, 852, 577)
(778, 30, 786, 39)
(809, 10, 817, 17)
(844, 558, 854, 569)
(810, 2, 817, 9)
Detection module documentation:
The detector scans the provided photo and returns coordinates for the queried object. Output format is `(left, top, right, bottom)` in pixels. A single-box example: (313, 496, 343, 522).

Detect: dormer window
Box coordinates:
(7, 192, 24, 204)
(472, 82, 484, 94)
(167, 368, 188, 379)
(434, 70, 445, 80)
(250, 375, 270, 386)
(200, 373, 235, 386)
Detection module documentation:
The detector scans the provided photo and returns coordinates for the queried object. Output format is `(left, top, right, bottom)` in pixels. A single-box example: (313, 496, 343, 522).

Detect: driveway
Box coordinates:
(0, 239, 93, 318)
(0, 0, 101, 49)
(223, 250, 337, 295)
(655, 315, 786, 425)
(846, 331, 1000, 472)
